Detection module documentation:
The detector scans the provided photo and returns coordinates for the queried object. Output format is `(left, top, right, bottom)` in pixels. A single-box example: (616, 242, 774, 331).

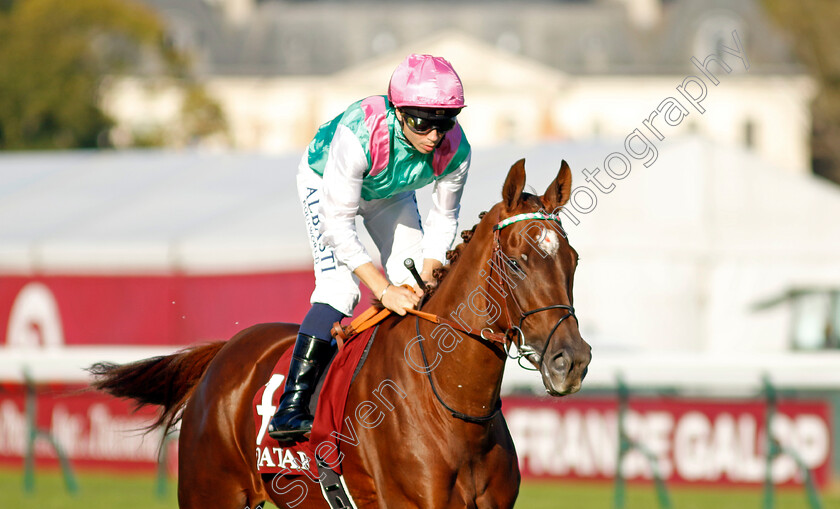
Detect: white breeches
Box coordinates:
(296, 167, 425, 316)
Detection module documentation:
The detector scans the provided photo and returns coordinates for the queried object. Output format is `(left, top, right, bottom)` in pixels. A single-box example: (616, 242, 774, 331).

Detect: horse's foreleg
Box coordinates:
(177, 425, 268, 509)
(263, 473, 328, 508)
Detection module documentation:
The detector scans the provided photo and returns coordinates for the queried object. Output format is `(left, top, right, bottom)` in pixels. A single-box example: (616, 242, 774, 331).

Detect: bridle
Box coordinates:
(488, 210, 578, 372)
(415, 208, 578, 423)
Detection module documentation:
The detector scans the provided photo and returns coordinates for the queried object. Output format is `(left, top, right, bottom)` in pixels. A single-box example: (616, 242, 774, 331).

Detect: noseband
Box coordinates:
(488, 210, 578, 371)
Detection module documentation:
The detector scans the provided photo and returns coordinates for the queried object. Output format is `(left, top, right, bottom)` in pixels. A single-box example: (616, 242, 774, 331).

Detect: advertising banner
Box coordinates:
(0, 389, 831, 485)
(0, 274, 315, 348)
(0, 383, 175, 472)
(505, 396, 832, 487)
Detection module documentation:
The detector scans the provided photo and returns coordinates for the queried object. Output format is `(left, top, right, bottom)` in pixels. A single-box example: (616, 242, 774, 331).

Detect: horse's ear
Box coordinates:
(542, 159, 572, 209)
(503, 158, 526, 210)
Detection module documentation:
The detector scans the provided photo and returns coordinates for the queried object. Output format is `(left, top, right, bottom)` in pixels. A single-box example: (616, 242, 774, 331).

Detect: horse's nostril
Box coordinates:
(581, 366, 589, 380)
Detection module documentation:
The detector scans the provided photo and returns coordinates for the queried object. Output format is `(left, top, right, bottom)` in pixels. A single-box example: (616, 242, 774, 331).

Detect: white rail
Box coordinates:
(3, 346, 839, 396)
(503, 350, 840, 395)
(0, 346, 180, 384)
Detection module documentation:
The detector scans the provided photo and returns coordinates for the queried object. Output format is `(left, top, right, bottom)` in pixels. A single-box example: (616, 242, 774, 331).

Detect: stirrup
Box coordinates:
(268, 404, 315, 440)
(268, 425, 312, 441)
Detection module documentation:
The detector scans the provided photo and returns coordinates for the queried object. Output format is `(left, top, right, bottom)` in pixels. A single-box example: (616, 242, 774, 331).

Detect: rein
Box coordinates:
(331, 209, 577, 424)
(331, 302, 507, 349)
(414, 316, 502, 423)
(331, 300, 508, 423)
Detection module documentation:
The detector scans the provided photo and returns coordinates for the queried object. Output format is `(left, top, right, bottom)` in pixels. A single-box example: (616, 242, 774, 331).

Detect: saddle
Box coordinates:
(253, 322, 377, 477)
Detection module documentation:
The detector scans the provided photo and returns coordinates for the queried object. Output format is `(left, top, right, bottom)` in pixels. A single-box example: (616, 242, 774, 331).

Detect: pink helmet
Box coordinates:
(388, 54, 466, 109)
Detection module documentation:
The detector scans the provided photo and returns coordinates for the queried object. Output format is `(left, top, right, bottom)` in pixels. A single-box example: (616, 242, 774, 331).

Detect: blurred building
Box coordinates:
(103, 0, 814, 174)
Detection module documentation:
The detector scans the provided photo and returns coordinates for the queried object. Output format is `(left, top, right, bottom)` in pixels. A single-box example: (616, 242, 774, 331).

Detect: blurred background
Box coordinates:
(1, 0, 840, 507)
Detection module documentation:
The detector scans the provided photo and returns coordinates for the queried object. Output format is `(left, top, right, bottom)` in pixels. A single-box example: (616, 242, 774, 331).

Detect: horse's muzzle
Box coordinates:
(542, 341, 591, 396)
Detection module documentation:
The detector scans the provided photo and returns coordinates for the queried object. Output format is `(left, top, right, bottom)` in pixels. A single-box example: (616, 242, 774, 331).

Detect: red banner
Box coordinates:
(0, 388, 832, 483)
(0, 273, 380, 348)
(0, 383, 176, 472)
(504, 396, 832, 487)
(0, 273, 317, 347)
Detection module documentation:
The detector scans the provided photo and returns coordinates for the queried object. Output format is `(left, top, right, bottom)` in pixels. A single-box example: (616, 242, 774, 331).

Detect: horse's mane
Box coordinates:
(367, 193, 542, 306)
(429, 193, 542, 296)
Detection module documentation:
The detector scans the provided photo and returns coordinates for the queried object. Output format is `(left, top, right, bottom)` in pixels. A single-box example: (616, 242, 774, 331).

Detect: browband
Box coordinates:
(494, 211, 565, 236)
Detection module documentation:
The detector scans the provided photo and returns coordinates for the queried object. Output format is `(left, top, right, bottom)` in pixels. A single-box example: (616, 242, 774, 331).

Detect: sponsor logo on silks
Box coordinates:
(302, 189, 337, 273)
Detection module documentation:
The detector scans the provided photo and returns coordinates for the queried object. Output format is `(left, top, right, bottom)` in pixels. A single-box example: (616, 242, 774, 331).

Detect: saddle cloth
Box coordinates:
(253, 327, 376, 477)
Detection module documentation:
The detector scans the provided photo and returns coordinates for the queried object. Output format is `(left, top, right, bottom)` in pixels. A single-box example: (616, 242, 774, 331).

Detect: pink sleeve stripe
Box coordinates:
(432, 123, 463, 176)
(361, 96, 390, 176)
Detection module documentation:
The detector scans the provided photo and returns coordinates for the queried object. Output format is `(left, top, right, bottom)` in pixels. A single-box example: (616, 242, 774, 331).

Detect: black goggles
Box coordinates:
(401, 112, 457, 135)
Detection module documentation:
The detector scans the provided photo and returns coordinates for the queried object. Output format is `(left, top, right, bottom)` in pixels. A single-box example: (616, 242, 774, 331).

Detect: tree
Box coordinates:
(179, 84, 230, 147)
(0, 0, 225, 150)
(763, 0, 840, 185)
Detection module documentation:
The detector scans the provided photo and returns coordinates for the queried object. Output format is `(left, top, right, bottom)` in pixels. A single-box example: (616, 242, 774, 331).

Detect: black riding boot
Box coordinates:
(268, 333, 335, 441)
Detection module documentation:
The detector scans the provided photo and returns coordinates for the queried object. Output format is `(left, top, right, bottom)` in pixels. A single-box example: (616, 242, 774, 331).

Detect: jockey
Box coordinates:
(268, 54, 471, 441)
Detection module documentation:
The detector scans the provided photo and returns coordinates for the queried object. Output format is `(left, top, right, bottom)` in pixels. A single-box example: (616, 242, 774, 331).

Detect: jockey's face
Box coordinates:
(395, 109, 445, 154)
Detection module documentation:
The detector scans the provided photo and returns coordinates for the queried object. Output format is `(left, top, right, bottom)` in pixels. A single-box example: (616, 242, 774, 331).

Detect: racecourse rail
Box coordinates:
(2, 345, 838, 507)
(3, 346, 840, 392)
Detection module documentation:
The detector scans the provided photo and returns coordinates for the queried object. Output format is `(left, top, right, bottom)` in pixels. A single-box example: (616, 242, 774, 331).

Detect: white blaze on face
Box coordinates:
(537, 228, 561, 257)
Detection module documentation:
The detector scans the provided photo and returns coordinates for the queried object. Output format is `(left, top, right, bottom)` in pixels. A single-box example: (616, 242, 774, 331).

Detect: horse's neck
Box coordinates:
(412, 235, 508, 417)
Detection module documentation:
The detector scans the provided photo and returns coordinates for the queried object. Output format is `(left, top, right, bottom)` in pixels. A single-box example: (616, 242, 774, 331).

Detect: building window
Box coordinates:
(692, 12, 746, 74)
(744, 118, 755, 149)
(581, 32, 608, 73)
(791, 290, 840, 350)
(686, 121, 699, 135)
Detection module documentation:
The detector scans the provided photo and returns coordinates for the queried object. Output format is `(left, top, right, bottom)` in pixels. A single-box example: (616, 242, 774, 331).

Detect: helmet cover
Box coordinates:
(388, 54, 465, 109)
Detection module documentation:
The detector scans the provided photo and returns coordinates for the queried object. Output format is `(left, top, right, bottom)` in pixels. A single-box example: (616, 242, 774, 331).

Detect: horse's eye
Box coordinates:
(507, 258, 522, 272)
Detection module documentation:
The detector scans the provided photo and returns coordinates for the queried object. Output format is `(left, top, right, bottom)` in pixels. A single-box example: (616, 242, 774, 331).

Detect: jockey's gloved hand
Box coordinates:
(379, 284, 420, 316)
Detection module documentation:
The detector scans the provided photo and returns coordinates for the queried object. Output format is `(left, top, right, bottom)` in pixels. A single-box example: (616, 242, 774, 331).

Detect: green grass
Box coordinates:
(516, 480, 840, 509)
(0, 467, 178, 509)
(1, 468, 838, 508)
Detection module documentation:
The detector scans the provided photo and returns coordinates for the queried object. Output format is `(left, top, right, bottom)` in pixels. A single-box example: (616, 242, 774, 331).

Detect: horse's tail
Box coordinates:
(89, 341, 226, 435)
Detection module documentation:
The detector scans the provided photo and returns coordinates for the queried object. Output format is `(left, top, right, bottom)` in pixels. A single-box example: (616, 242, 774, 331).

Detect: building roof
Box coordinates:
(141, 0, 803, 77)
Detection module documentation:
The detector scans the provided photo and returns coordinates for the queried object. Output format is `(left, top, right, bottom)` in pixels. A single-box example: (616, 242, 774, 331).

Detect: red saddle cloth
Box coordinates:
(253, 327, 376, 477)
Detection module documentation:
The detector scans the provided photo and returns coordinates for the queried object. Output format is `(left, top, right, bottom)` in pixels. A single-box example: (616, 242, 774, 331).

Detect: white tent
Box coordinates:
(0, 150, 308, 274)
(2, 137, 840, 390)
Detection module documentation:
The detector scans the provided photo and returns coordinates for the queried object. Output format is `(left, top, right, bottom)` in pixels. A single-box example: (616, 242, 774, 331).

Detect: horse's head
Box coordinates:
(486, 158, 591, 395)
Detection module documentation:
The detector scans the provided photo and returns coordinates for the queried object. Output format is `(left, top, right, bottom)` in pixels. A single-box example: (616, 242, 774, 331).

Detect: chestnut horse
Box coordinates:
(91, 159, 591, 508)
